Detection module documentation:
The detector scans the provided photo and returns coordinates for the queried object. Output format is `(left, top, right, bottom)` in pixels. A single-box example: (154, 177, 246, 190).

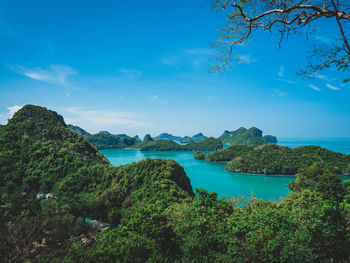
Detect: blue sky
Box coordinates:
(0, 0, 349, 138)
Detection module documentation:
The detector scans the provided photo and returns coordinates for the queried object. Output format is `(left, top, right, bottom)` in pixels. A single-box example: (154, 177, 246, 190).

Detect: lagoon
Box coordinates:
(100, 149, 293, 201)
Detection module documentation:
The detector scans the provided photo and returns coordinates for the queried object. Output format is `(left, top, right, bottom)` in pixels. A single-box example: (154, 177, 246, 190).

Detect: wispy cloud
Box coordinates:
(59, 107, 151, 132)
(11, 65, 77, 86)
(279, 78, 297, 84)
(308, 84, 321, 91)
(119, 68, 142, 79)
(326, 83, 340, 91)
(314, 73, 329, 81)
(160, 48, 216, 70)
(278, 66, 284, 77)
(0, 105, 23, 124)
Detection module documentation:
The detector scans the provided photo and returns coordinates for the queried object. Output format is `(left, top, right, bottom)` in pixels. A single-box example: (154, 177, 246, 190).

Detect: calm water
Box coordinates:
(100, 149, 293, 201)
(100, 138, 350, 201)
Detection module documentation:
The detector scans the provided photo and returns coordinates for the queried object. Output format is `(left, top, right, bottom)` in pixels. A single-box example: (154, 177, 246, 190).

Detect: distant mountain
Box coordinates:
(143, 134, 154, 143)
(154, 133, 183, 141)
(154, 132, 208, 143)
(219, 127, 277, 146)
(191, 132, 207, 142)
(67, 125, 138, 149)
(116, 133, 130, 138)
(133, 137, 222, 151)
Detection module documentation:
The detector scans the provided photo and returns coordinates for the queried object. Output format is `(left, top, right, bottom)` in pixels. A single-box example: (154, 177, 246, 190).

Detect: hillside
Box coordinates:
(219, 127, 277, 146)
(135, 137, 223, 151)
(0, 105, 194, 261)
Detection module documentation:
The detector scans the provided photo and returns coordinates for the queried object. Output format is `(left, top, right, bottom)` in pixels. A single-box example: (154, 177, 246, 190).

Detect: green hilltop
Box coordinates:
(219, 127, 277, 145)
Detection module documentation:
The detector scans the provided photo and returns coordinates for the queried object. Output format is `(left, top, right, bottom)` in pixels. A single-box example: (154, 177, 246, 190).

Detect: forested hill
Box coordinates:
(0, 105, 194, 261)
(195, 144, 350, 175)
(67, 124, 139, 149)
(219, 127, 277, 145)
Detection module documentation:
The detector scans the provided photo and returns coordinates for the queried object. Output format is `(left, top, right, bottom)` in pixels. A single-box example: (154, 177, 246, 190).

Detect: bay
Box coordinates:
(100, 149, 293, 201)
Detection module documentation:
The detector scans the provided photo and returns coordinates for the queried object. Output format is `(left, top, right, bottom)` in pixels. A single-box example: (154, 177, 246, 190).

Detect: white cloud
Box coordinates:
(279, 78, 297, 84)
(278, 66, 284, 77)
(119, 68, 142, 79)
(314, 73, 329, 81)
(308, 84, 321, 91)
(11, 65, 77, 86)
(59, 107, 151, 133)
(0, 105, 23, 124)
(326, 83, 340, 91)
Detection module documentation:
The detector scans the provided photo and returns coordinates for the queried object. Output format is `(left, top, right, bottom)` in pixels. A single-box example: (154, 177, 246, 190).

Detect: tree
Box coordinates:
(211, 0, 350, 82)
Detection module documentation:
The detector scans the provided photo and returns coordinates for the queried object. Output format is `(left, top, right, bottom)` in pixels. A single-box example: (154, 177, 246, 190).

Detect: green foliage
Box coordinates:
(67, 125, 139, 149)
(0, 105, 193, 261)
(224, 144, 350, 175)
(219, 127, 277, 146)
(193, 151, 205, 160)
(205, 144, 252, 161)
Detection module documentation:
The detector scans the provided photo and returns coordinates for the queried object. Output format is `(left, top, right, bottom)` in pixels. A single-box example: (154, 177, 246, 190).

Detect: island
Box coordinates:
(219, 127, 277, 145)
(67, 124, 139, 149)
(132, 134, 223, 151)
(195, 144, 350, 175)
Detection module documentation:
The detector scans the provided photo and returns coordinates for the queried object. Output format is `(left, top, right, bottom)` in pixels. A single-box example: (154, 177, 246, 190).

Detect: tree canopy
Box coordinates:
(211, 0, 350, 81)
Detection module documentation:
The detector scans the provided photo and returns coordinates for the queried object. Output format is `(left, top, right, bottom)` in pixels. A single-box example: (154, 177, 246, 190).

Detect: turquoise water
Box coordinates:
(100, 149, 293, 201)
(100, 139, 350, 201)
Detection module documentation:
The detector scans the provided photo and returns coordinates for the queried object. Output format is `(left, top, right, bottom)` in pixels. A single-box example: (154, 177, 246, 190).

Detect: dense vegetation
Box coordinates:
(1, 105, 350, 262)
(57, 164, 350, 262)
(204, 144, 253, 162)
(68, 124, 139, 149)
(198, 144, 350, 175)
(0, 105, 193, 262)
(193, 151, 205, 160)
(219, 127, 277, 145)
(134, 137, 223, 151)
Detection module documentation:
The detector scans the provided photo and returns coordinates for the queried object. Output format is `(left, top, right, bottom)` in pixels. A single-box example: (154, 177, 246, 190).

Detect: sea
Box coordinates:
(100, 138, 350, 201)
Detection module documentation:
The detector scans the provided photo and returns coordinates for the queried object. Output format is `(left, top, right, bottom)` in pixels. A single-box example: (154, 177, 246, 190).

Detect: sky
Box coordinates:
(0, 0, 349, 138)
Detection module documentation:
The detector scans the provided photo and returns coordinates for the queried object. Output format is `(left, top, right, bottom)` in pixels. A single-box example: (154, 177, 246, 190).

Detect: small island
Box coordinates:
(195, 144, 350, 176)
(132, 135, 223, 151)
